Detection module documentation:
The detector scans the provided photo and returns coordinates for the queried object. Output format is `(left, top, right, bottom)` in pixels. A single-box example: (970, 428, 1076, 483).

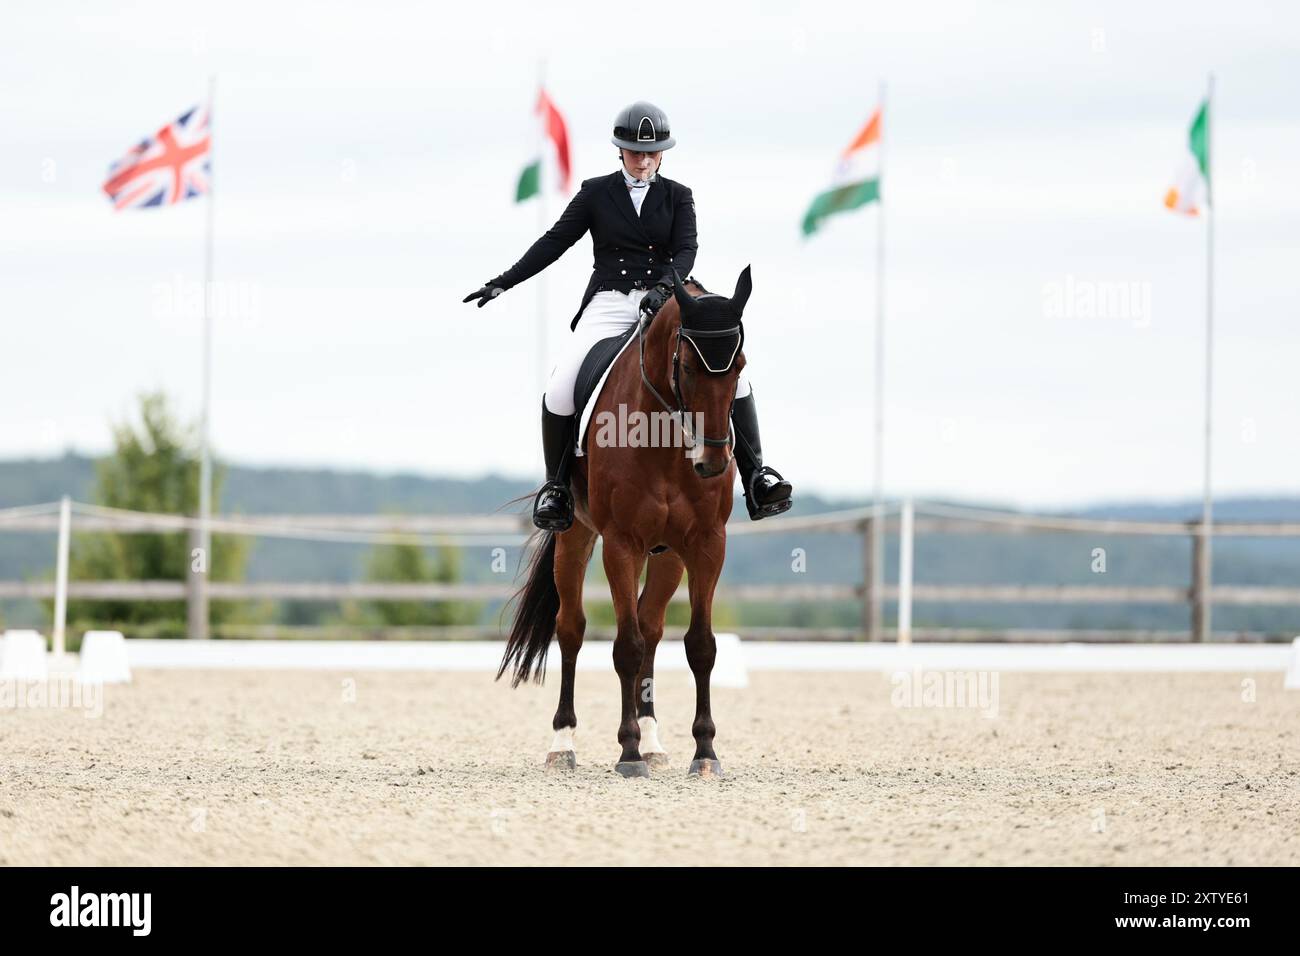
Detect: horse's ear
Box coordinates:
(672, 269, 695, 314)
(731, 265, 753, 316)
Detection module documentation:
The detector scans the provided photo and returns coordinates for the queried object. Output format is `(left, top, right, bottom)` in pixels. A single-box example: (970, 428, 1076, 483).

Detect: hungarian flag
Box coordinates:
(516, 88, 571, 202)
(1164, 98, 1209, 216)
(802, 107, 881, 237)
(103, 104, 212, 210)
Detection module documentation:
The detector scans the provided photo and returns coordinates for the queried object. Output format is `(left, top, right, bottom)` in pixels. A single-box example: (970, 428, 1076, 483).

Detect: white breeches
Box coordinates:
(543, 288, 752, 416)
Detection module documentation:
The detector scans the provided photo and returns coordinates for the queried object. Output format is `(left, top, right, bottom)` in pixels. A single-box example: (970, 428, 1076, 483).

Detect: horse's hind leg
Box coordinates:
(546, 523, 596, 771)
(636, 550, 685, 770)
(602, 533, 651, 778)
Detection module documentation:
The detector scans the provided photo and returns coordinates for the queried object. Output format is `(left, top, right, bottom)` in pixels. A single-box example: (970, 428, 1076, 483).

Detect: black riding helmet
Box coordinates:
(611, 101, 676, 151)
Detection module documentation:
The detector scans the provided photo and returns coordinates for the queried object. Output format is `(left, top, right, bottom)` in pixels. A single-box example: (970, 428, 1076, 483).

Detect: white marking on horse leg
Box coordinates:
(548, 726, 576, 754)
(638, 716, 666, 755)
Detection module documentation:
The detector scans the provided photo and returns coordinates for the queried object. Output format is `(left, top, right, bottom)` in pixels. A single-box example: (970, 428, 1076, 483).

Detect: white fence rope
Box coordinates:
(66, 501, 528, 547)
(3, 498, 1294, 541)
(0, 500, 64, 521)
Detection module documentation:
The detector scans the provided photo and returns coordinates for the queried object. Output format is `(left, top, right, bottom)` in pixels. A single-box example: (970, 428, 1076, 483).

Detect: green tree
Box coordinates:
(359, 539, 480, 627)
(67, 392, 248, 631)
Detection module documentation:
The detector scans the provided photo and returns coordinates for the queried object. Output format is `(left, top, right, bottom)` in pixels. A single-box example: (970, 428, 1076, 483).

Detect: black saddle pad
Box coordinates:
(572, 322, 640, 453)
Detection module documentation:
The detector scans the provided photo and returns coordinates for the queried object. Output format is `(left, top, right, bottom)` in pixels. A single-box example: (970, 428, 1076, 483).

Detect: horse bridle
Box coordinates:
(638, 309, 745, 449)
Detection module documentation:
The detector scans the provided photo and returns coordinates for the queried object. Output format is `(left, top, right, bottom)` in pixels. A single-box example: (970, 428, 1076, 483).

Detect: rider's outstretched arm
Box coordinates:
(490, 184, 593, 291)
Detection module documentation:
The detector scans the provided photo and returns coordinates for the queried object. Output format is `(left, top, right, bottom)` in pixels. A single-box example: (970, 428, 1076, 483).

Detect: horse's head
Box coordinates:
(670, 266, 751, 478)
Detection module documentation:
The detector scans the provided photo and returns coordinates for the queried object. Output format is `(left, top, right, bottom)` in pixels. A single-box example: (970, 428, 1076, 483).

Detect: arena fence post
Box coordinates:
(898, 499, 914, 645)
(862, 515, 881, 641)
(1190, 521, 1209, 642)
(52, 495, 71, 657)
(188, 523, 209, 640)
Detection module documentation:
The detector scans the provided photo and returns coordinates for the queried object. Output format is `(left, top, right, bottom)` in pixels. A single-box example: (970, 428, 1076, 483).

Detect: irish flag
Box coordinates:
(516, 88, 572, 202)
(1164, 98, 1210, 216)
(802, 108, 882, 237)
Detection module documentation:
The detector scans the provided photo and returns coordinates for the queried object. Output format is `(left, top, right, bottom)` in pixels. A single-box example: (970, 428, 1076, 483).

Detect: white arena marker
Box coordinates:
(78, 630, 132, 684)
(711, 633, 748, 689)
(1284, 637, 1300, 690)
(1, 630, 49, 680)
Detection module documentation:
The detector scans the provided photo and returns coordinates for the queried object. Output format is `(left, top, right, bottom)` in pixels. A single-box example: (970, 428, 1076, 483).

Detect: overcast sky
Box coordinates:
(1, 0, 1297, 509)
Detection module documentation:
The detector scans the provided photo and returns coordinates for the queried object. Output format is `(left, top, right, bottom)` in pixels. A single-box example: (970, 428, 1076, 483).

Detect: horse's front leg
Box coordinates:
(602, 533, 650, 777)
(547, 524, 595, 771)
(684, 538, 726, 778)
(636, 550, 686, 770)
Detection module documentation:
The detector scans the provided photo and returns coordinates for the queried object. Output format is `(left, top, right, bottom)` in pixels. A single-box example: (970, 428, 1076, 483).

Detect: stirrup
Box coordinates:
(744, 466, 792, 521)
(533, 479, 574, 531)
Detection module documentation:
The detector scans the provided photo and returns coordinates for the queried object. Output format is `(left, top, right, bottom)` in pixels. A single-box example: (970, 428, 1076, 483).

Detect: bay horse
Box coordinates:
(498, 267, 752, 778)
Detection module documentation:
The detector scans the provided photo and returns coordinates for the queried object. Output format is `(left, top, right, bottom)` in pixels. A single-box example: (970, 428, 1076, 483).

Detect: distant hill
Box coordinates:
(0, 452, 537, 517)
(3, 453, 1299, 635)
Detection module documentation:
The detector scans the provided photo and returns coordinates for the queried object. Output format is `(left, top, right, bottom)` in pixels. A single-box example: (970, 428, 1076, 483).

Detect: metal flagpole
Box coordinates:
(536, 59, 549, 473)
(195, 73, 216, 640)
(1197, 72, 1215, 642)
(871, 79, 887, 640)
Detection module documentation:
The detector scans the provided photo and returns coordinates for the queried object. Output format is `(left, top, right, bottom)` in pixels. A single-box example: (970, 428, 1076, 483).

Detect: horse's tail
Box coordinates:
(498, 529, 560, 687)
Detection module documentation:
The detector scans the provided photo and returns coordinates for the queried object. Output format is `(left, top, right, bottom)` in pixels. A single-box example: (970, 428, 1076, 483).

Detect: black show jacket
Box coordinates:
(488, 169, 698, 330)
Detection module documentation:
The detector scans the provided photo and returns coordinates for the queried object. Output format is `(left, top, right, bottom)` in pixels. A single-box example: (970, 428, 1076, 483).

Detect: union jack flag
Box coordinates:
(103, 103, 211, 210)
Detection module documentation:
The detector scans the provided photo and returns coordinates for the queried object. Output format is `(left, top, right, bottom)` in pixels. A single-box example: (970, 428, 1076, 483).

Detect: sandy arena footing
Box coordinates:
(1, 668, 1297, 865)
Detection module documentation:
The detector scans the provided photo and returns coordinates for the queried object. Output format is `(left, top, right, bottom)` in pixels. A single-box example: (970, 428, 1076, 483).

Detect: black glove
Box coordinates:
(638, 281, 673, 318)
(462, 284, 505, 308)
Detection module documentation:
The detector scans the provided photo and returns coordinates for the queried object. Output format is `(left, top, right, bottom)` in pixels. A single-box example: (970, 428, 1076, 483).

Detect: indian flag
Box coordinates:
(801, 108, 882, 237)
(516, 88, 572, 202)
(1164, 98, 1209, 216)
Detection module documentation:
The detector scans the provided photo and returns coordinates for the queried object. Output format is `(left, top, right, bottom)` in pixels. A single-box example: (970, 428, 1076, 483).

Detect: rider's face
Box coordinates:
(620, 148, 662, 181)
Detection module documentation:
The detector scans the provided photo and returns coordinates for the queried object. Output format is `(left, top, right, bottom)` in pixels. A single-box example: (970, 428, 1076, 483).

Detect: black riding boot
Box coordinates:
(534, 398, 576, 531)
(731, 392, 793, 521)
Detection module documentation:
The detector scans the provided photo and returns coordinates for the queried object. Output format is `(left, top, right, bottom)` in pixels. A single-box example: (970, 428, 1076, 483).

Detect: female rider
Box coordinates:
(464, 100, 792, 530)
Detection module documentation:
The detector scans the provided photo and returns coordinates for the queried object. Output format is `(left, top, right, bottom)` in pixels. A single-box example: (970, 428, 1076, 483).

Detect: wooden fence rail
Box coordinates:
(3, 498, 1298, 647)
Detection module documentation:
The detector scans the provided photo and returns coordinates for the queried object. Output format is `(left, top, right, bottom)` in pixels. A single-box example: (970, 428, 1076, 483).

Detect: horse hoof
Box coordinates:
(687, 759, 724, 779)
(644, 752, 670, 771)
(614, 760, 650, 779)
(545, 751, 576, 771)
